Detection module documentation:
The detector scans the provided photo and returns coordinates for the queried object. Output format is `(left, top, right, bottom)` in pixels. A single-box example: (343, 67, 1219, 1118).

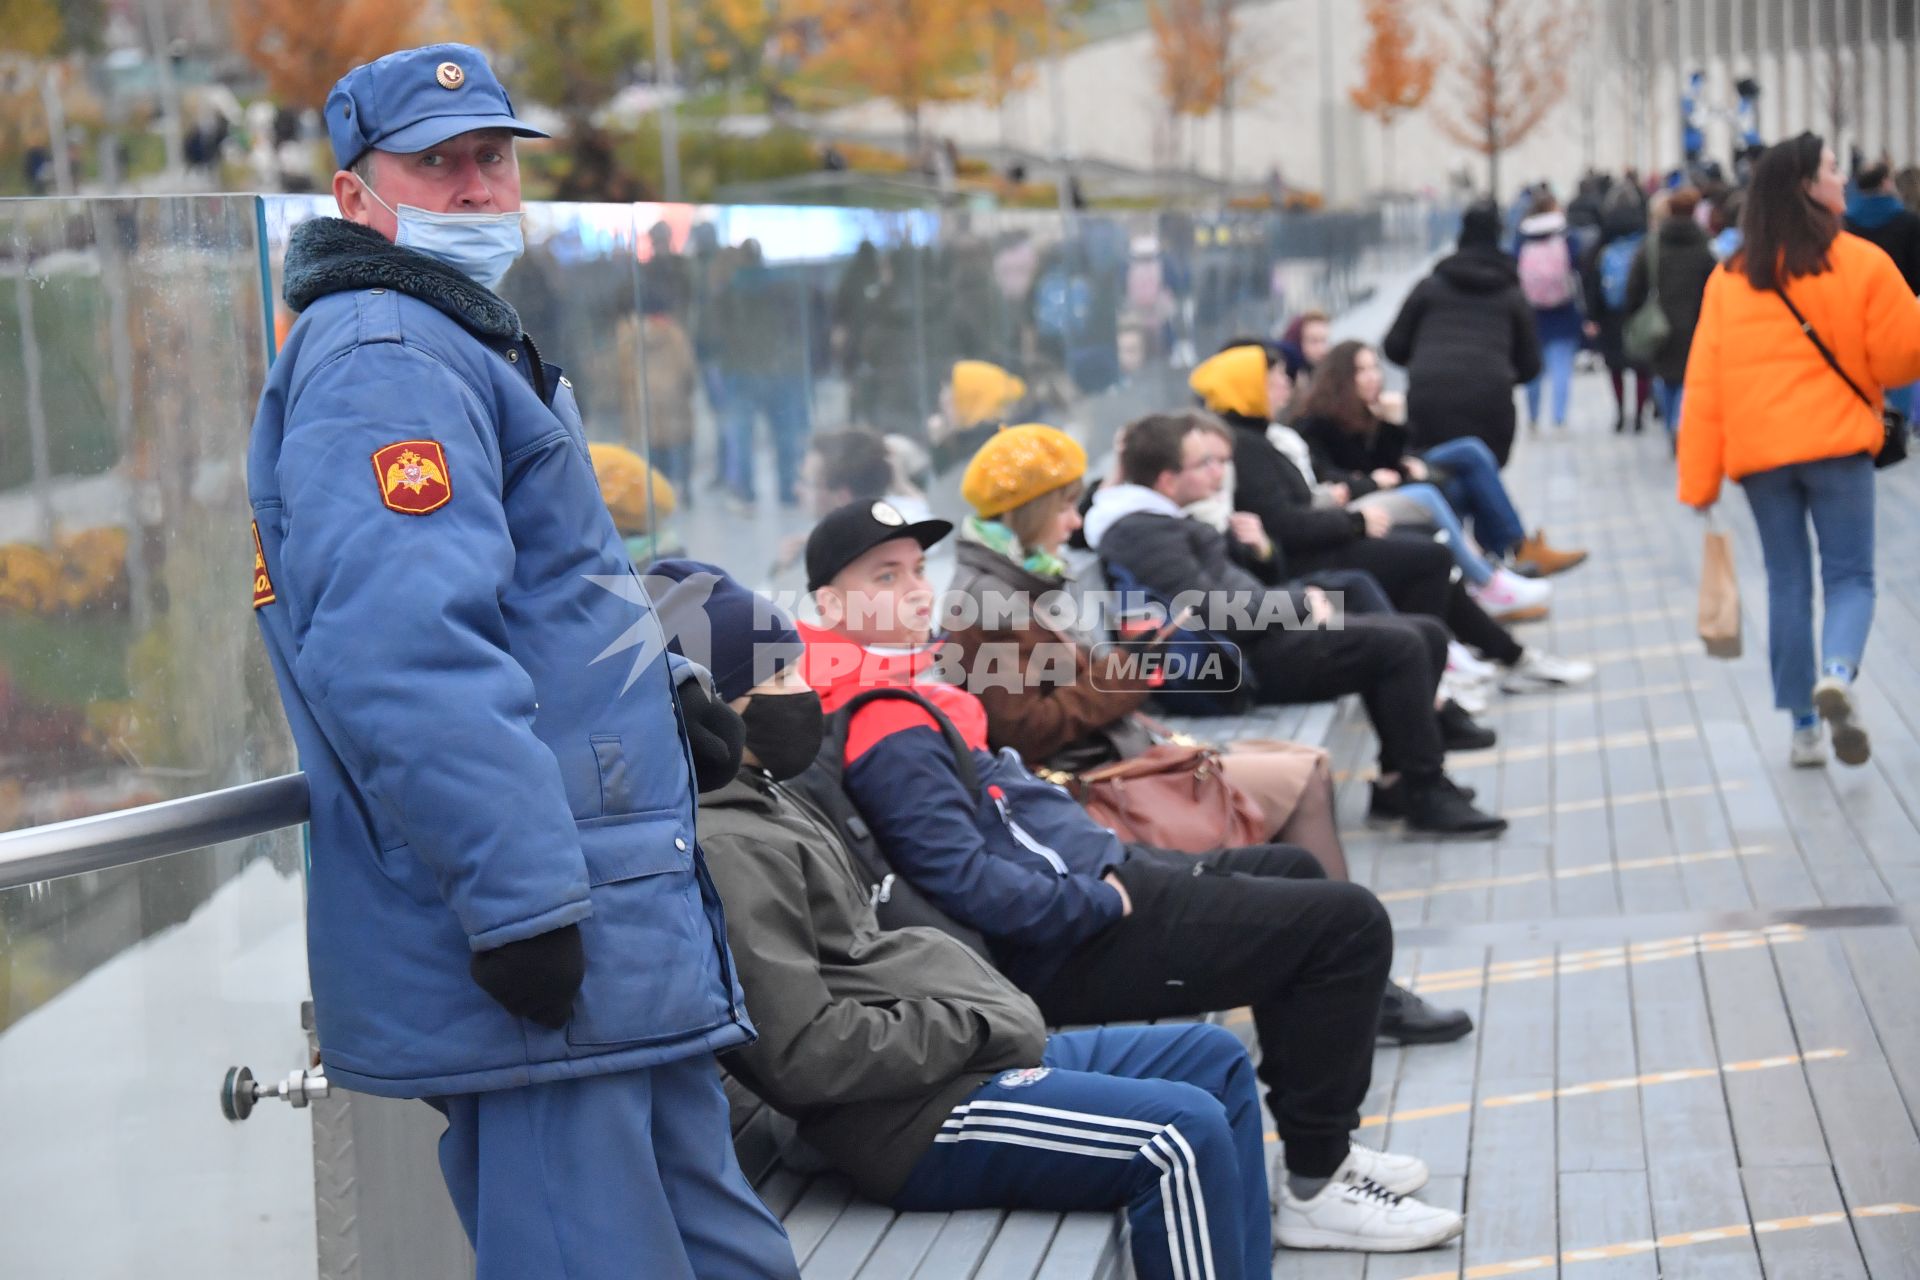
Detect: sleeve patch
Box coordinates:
(372, 439, 453, 515)
(251, 520, 276, 609)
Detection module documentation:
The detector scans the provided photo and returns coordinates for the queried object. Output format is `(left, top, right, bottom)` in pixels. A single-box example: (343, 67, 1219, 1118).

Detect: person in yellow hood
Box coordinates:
(1194, 339, 1595, 696)
(929, 359, 1029, 470)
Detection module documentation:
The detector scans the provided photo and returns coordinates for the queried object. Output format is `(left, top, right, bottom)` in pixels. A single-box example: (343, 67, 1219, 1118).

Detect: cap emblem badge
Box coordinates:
(871, 502, 905, 526)
(435, 62, 465, 90)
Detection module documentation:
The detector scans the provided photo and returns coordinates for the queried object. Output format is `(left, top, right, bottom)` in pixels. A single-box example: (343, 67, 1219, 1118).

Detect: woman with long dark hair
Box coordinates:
(1680, 132, 1920, 767)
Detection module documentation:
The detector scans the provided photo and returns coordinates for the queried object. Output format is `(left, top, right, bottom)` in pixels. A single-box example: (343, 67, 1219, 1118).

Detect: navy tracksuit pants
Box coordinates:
(891, 1022, 1270, 1280)
(429, 1055, 800, 1280)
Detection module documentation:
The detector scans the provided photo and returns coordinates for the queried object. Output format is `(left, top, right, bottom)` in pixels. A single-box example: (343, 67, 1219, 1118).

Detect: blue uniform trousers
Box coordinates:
(429, 1056, 799, 1280)
(891, 1023, 1270, 1280)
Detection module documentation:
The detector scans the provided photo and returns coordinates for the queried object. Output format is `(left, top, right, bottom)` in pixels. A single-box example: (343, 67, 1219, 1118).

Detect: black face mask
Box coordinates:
(741, 688, 825, 782)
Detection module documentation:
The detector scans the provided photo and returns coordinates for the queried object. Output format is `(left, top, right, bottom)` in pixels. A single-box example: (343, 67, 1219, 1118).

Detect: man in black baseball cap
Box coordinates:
(805, 498, 953, 593)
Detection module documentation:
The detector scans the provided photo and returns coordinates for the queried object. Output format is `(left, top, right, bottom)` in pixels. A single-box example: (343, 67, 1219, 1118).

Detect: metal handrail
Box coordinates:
(0, 773, 311, 892)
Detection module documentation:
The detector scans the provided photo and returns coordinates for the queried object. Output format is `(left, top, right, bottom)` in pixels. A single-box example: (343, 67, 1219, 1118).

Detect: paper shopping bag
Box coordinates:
(1697, 528, 1742, 659)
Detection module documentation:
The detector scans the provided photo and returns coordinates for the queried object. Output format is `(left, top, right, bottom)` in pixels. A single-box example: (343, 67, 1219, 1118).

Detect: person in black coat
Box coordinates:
(1383, 200, 1543, 467)
(1623, 187, 1719, 438)
(1844, 162, 1920, 294)
(1578, 192, 1655, 431)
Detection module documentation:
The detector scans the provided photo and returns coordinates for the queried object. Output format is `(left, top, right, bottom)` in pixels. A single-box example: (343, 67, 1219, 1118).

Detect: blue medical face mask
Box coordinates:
(359, 180, 524, 292)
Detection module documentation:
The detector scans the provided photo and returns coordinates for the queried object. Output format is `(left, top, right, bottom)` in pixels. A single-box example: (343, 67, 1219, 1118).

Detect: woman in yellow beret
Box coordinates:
(946, 424, 1470, 1044)
(589, 442, 683, 565)
(928, 359, 1029, 472)
(948, 423, 1344, 869)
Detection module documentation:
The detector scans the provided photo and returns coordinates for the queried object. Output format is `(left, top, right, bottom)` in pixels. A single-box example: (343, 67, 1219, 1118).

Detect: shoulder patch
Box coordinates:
(994, 1067, 1051, 1090)
(251, 521, 276, 609)
(372, 440, 452, 515)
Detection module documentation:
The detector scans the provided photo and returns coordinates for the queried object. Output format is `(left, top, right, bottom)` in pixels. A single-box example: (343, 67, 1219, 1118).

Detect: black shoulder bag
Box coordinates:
(1773, 285, 1910, 469)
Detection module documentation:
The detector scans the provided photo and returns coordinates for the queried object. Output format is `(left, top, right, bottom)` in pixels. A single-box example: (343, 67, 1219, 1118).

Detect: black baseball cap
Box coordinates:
(805, 500, 953, 592)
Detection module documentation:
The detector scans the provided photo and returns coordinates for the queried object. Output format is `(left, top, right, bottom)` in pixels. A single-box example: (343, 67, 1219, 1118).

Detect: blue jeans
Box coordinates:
(1375, 481, 1496, 586)
(1654, 378, 1684, 438)
(1740, 453, 1876, 717)
(721, 372, 811, 504)
(893, 1023, 1270, 1280)
(1421, 435, 1528, 557)
(1526, 337, 1579, 426)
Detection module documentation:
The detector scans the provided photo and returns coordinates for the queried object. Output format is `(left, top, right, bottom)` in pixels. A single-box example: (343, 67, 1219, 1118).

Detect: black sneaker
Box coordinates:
(1403, 774, 1507, 839)
(1379, 980, 1474, 1045)
(1368, 776, 1478, 826)
(1438, 699, 1497, 751)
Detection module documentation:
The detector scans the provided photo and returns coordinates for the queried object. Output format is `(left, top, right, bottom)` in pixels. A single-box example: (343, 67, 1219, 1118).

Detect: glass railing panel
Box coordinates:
(0, 831, 314, 1275)
(0, 195, 292, 838)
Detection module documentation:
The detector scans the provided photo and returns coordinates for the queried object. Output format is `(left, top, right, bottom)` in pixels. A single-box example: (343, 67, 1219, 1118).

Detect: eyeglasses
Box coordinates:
(1181, 453, 1231, 473)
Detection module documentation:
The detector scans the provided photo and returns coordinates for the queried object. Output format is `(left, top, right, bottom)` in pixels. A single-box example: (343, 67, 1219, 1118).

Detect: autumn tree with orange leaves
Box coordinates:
(1147, 0, 1265, 171)
(230, 0, 419, 109)
(791, 0, 987, 146)
(1349, 0, 1437, 186)
(1433, 0, 1573, 195)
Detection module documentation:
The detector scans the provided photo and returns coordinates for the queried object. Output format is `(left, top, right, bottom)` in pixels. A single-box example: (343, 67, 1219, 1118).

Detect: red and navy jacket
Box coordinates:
(798, 623, 1127, 987)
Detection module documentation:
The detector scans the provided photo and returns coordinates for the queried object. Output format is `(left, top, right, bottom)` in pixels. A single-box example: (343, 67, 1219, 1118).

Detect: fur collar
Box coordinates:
(283, 217, 521, 340)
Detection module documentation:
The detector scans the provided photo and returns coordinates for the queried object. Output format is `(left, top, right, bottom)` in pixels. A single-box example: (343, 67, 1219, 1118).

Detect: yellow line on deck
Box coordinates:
(1398, 1201, 1919, 1279)
(1405, 926, 1807, 995)
(1340, 780, 1746, 838)
(1354, 1048, 1846, 1129)
(1372, 845, 1773, 904)
(1338, 726, 1699, 783)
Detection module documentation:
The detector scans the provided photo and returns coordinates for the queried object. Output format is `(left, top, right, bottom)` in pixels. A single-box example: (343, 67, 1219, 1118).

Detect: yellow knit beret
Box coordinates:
(589, 442, 677, 533)
(960, 424, 1088, 518)
(950, 360, 1029, 429)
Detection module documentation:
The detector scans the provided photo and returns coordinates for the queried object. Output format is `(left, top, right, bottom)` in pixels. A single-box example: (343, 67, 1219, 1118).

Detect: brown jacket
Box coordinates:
(617, 312, 699, 448)
(943, 539, 1158, 767)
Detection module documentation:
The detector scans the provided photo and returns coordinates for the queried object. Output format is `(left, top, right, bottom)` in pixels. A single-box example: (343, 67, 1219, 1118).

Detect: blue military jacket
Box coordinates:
(248, 218, 751, 1097)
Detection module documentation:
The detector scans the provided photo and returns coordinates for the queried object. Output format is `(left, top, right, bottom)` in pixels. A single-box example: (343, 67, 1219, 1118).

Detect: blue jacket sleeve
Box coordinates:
(276, 344, 589, 951)
(845, 725, 1124, 952)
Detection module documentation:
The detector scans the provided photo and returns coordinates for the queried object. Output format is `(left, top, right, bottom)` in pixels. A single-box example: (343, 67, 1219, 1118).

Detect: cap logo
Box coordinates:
(436, 61, 465, 90)
(871, 502, 905, 526)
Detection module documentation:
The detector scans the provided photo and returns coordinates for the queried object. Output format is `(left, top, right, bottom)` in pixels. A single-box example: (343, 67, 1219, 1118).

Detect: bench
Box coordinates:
(723, 697, 1342, 1280)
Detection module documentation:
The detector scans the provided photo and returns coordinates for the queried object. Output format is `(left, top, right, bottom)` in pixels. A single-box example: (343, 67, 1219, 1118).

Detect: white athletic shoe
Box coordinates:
(1790, 723, 1829, 768)
(1275, 1178, 1465, 1253)
(1340, 1143, 1430, 1196)
(1500, 647, 1596, 691)
(1447, 641, 1500, 683)
(1814, 676, 1871, 766)
(1468, 568, 1551, 620)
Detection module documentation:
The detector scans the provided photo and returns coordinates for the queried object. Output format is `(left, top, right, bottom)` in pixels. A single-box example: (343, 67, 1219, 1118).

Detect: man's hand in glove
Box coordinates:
(678, 677, 746, 792)
(469, 924, 585, 1029)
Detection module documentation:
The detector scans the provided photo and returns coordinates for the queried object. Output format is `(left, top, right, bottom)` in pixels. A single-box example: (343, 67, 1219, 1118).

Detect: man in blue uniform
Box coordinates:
(245, 44, 798, 1279)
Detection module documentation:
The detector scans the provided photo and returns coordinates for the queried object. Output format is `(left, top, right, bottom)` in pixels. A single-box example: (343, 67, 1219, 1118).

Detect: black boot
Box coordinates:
(1438, 699, 1497, 751)
(1379, 981, 1475, 1045)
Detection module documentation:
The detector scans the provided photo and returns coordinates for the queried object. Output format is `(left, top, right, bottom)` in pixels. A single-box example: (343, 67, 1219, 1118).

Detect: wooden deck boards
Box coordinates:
(1291, 382, 1920, 1277)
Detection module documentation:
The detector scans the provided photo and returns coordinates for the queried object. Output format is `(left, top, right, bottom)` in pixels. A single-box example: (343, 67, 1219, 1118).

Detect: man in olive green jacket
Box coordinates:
(663, 559, 1279, 1279)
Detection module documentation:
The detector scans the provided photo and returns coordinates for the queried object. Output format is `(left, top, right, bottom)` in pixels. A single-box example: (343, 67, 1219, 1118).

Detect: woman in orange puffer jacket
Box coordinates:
(1679, 133, 1920, 768)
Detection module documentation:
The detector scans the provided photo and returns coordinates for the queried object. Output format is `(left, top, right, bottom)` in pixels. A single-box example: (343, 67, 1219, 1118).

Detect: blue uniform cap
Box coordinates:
(325, 43, 549, 171)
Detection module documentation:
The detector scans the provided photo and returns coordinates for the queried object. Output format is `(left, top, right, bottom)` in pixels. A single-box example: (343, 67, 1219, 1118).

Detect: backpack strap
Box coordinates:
(839, 687, 981, 795)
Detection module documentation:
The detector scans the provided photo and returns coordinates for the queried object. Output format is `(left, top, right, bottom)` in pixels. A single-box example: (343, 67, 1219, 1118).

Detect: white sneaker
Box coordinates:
(1500, 647, 1596, 691)
(1814, 676, 1870, 766)
(1790, 723, 1828, 768)
(1447, 641, 1499, 683)
(1468, 568, 1551, 621)
(1275, 1179, 1464, 1252)
(1341, 1143, 1430, 1196)
(1440, 671, 1490, 716)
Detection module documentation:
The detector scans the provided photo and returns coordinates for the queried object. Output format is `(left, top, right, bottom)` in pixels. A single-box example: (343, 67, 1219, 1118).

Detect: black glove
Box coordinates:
(469, 924, 584, 1029)
(678, 677, 746, 792)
